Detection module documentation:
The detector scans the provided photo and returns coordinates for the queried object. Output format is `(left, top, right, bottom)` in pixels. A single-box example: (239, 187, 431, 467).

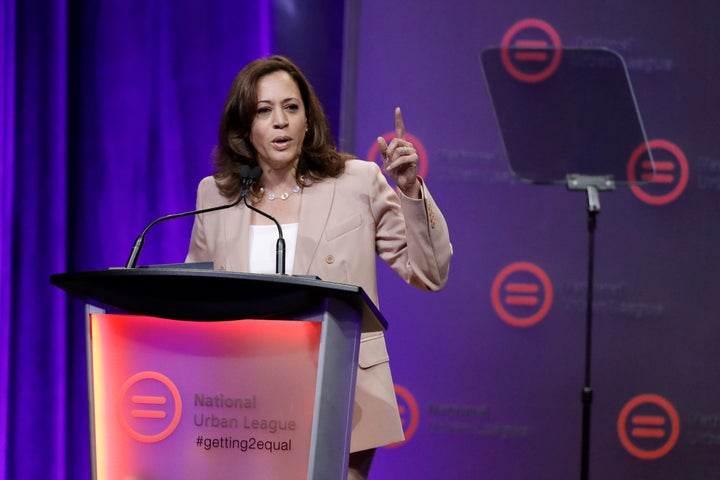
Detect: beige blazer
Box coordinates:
(186, 159, 452, 451)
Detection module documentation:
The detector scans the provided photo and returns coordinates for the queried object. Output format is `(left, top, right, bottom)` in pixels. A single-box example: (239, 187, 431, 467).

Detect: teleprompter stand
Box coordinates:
(481, 46, 654, 480)
(566, 173, 615, 478)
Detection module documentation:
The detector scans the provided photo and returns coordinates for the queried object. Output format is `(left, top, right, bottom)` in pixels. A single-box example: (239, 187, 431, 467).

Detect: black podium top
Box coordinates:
(50, 268, 387, 332)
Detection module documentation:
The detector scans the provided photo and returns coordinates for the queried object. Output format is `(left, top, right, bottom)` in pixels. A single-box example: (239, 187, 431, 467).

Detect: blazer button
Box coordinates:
(325, 255, 335, 264)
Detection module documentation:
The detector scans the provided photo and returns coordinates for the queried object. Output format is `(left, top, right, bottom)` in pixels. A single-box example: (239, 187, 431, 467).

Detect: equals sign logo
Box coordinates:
(511, 39, 551, 63)
(630, 414, 667, 439)
(641, 159, 674, 184)
(617, 393, 680, 460)
(131, 395, 167, 419)
(504, 282, 540, 306)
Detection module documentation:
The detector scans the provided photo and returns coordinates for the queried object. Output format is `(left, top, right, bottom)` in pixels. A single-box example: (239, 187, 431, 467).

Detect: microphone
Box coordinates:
(124, 166, 260, 268)
(240, 165, 262, 200)
(241, 168, 287, 275)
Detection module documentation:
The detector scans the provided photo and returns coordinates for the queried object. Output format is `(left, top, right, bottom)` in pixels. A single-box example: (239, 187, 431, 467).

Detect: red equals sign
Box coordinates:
(512, 40, 550, 62)
(504, 282, 540, 306)
(641, 159, 675, 183)
(630, 415, 667, 438)
(131, 395, 167, 419)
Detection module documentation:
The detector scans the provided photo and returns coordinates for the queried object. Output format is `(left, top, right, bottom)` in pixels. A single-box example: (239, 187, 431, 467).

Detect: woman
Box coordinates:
(186, 55, 452, 479)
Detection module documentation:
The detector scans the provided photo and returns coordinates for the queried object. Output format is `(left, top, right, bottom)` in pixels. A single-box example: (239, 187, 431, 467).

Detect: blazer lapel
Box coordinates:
(294, 178, 335, 275)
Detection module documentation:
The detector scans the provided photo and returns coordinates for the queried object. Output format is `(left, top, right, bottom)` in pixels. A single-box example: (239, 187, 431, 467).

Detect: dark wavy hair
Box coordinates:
(212, 55, 351, 199)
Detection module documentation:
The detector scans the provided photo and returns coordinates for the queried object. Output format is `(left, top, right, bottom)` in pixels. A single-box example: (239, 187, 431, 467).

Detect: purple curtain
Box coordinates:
(0, 0, 15, 474)
(3, 0, 71, 478)
(1, 0, 345, 477)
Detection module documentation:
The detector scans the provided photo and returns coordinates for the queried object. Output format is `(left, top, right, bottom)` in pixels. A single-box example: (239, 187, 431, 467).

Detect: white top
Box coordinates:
(248, 223, 299, 275)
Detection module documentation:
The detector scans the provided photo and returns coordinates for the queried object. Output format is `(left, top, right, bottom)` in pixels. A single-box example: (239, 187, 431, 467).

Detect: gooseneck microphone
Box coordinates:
(241, 168, 287, 275)
(124, 165, 260, 268)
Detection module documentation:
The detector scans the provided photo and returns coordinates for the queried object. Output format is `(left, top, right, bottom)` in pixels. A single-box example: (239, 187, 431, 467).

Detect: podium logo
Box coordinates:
(119, 371, 183, 443)
(491, 261, 553, 327)
(367, 133, 429, 180)
(385, 384, 420, 448)
(617, 393, 680, 460)
(500, 18, 562, 83)
(628, 139, 689, 205)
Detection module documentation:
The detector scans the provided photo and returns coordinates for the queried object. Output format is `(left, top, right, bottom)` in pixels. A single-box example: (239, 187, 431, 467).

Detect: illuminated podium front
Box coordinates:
(51, 268, 387, 480)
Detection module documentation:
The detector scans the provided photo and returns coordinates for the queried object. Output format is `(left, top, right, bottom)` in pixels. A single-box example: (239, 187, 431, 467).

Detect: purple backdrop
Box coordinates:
(3, 0, 720, 478)
(344, 0, 720, 479)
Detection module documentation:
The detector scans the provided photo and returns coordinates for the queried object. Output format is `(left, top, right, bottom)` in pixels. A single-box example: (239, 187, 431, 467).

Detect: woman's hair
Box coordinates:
(212, 55, 351, 199)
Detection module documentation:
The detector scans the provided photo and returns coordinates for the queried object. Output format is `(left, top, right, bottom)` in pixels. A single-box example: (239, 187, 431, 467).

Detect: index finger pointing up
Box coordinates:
(395, 106, 405, 140)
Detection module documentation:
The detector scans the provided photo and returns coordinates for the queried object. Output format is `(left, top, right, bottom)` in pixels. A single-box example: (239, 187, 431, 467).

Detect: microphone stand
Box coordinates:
(124, 164, 287, 275)
(242, 197, 286, 275)
(124, 197, 242, 269)
(125, 165, 261, 269)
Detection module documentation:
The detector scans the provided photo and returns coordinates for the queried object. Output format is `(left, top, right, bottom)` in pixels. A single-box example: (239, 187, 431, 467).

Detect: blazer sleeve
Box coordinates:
(369, 162, 452, 291)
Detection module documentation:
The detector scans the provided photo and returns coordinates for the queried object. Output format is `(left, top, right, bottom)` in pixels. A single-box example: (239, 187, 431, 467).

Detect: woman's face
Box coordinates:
(249, 70, 307, 172)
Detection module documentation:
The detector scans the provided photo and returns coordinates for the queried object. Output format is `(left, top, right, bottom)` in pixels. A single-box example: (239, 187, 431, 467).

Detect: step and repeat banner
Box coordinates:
(342, 1, 720, 478)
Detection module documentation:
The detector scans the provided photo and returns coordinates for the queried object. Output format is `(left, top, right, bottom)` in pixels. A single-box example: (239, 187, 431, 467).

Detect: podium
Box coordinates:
(51, 267, 387, 480)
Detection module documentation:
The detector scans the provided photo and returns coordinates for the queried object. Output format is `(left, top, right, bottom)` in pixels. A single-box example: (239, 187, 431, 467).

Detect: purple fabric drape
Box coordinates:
(1, 0, 16, 476)
(4, 1, 269, 476)
(71, 0, 269, 271)
(2, 0, 346, 477)
(5, 0, 70, 478)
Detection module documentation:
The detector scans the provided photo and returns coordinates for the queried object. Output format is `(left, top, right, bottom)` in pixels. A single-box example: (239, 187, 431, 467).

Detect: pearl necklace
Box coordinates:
(258, 184, 301, 201)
